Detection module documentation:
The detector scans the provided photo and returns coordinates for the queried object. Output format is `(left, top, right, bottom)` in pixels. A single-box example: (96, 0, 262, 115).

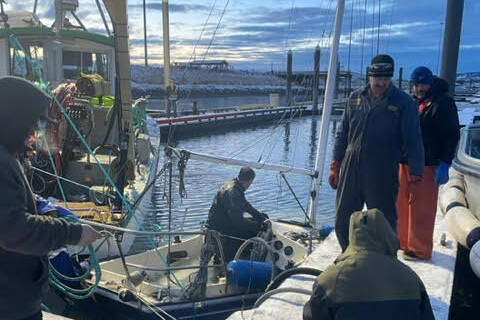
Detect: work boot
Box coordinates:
(402, 250, 429, 261)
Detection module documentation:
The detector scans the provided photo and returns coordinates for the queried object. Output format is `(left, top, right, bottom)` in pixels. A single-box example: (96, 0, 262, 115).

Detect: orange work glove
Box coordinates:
(328, 159, 341, 189)
(407, 175, 422, 204)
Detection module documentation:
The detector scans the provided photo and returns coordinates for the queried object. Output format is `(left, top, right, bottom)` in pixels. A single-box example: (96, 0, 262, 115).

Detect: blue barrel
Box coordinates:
(226, 259, 272, 290)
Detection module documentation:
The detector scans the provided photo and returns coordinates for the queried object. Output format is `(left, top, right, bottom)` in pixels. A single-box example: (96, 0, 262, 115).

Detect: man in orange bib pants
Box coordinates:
(397, 67, 460, 260)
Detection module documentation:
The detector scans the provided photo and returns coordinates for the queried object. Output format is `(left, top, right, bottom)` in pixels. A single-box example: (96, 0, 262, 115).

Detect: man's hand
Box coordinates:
(77, 224, 103, 246)
(328, 159, 341, 189)
(407, 175, 422, 204)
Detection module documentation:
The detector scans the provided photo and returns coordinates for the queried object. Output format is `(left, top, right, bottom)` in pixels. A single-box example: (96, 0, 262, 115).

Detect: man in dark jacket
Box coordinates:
(0, 76, 101, 320)
(397, 67, 460, 260)
(328, 54, 424, 251)
(207, 166, 268, 262)
(303, 209, 434, 320)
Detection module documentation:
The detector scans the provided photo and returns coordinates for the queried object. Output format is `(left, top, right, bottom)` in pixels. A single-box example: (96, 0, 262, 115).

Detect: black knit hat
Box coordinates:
(0, 76, 52, 153)
(367, 54, 394, 77)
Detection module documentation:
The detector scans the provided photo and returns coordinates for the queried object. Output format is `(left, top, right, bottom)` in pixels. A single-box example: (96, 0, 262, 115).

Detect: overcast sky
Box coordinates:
(6, 0, 480, 76)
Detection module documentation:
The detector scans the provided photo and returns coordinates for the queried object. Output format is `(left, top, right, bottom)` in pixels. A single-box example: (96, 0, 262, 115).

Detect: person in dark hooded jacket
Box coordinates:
(303, 209, 434, 320)
(396, 67, 460, 260)
(0, 76, 102, 320)
(206, 166, 268, 263)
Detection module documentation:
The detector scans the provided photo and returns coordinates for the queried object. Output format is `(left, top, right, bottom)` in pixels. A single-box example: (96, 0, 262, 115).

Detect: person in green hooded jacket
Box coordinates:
(303, 209, 434, 320)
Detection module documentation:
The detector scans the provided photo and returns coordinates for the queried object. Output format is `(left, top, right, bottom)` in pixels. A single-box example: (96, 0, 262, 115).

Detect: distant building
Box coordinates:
(173, 60, 231, 71)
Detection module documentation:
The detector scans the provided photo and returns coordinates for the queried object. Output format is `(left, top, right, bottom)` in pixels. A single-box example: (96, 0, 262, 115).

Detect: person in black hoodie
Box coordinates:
(0, 76, 102, 320)
(396, 67, 460, 260)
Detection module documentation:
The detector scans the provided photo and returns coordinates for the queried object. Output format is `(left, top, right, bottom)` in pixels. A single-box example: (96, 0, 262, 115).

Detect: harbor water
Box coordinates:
(147, 114, 340, 236)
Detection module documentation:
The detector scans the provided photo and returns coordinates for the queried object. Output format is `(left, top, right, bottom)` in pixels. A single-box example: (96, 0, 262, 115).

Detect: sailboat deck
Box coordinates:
(228, 210, 457, 320)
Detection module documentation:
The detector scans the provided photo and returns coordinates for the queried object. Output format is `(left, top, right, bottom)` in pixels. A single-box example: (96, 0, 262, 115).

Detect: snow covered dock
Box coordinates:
(228, 212, 457, 320)
(43, 312, 72, 319)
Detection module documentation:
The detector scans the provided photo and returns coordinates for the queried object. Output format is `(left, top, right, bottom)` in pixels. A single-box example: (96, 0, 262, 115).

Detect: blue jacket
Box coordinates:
(333, 84, 424, 176)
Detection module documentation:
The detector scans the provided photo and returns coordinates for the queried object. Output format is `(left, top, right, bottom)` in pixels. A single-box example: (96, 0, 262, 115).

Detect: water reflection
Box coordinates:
(283, 122, 291, 155)
(309, 118, 318, 167)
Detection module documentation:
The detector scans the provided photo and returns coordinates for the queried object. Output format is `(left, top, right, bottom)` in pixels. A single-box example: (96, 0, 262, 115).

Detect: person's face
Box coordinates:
(369, 76, 391, 97)
(413, 83, 431, 100)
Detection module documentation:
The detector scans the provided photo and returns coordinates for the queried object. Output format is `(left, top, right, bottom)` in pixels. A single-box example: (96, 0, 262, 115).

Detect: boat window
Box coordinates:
(10, 44, 44, 81)
(63, 51, 109, 81)
(467, 127, 480, 160)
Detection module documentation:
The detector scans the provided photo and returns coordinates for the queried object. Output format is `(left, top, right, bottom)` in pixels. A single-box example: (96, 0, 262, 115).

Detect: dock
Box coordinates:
(154, 106, 307, 141)
(228, 210, 457, 320)
(43, 312, 72, 319)
(149, 102, 347, 142)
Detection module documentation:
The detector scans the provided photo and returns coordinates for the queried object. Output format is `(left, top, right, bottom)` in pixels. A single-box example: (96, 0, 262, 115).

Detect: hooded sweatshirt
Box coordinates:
(303, 209, 434, 320)
(0, 76, 82, 319)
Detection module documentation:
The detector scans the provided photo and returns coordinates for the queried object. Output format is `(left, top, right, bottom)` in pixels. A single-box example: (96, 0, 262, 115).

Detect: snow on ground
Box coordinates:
(228, 210, 456, 320)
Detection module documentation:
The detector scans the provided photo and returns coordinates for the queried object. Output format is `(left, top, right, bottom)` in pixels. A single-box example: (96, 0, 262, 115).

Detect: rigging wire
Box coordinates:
(377, 0, 381, 54)
(284, 0, 296, 50)
(384, 0, 396, 52)
(347, 0, 355, 75)
(199, 0, 231, 63)
(360, 0, 367, 82)
(371, 0, 375, 59)
(179, 0, 217, 81)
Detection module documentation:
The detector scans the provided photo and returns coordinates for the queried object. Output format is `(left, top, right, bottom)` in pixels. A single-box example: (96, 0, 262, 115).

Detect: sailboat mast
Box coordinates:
(143, 0, 148, 67)
(162, 0, 172, 117)
(307, 0, 345, 226)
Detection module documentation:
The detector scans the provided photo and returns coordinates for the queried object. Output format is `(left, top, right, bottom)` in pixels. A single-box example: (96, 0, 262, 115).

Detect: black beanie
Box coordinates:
(0, 76, 52, 153)
(368, 54, 394, 77)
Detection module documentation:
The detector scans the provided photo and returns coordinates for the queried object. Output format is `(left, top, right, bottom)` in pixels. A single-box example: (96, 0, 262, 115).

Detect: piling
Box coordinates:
(399, 67, 403, 90)
(440, 0, 465, 96)
(287, 50, 293, 106)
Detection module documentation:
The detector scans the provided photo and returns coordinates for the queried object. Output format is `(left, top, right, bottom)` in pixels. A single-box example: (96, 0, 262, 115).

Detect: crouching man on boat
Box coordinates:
(0, 76, 102, 320)
(329, 54, 424, 251)
(396, 67, 460, 261)
(303, 209, 434, 320)
(206, 166, 269, 263)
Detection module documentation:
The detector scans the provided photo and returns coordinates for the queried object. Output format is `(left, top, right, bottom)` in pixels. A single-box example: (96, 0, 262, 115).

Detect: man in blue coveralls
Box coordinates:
(328, 54, 424, 251)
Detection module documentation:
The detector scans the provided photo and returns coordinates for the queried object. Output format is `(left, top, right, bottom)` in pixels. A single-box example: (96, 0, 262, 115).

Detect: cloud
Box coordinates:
(128, 2, 209, 13)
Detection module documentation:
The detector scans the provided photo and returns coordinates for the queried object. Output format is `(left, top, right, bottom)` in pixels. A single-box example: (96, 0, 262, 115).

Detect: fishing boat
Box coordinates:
(0, 0, 158, 260)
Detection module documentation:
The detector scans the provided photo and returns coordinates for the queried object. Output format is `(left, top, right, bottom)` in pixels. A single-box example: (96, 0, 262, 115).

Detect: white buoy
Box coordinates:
(470, 241, 480, 278)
